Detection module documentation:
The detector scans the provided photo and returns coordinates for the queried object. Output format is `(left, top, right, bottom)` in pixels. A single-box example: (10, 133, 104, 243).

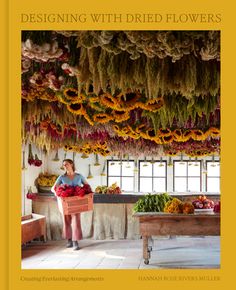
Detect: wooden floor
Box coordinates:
(21, 236, 220, 269)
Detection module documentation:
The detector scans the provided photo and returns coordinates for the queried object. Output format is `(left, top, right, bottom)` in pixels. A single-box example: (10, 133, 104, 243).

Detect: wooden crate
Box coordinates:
(60, 193, 93, 215)
(21, 213, 46, 244)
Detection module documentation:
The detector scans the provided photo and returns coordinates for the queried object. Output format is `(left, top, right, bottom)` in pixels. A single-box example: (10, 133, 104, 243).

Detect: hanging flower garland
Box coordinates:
(116, 91, 141, 111)
(113, 124, 128, 137)
(137, 97, 164, 112)
(63, 87, 79, 100)
(144, 128, 156, 141)
(83, 112, 95, 126)
(164, 139, 220, 157)
(40, 119, 50, 130)
(88, 101, 106, 112)
(181, 129, 193, 142)
(191, 129, 206, 141)
(93, 113, 114, 124)
(64, 141, 111, 157)
(209, 127, 220, 138)
(63, 88, 87, 103)
(66, 103, 86, 115)
(100, 93, 119, 110)
(172, 129, 183, 142)
(111, 110, 130, 123)
(160, 135, 174, 144)
(158, 128, 172, 137)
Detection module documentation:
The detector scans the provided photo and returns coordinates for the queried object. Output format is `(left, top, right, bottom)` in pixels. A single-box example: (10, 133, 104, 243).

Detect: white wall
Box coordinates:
(21, 143, 47, 215)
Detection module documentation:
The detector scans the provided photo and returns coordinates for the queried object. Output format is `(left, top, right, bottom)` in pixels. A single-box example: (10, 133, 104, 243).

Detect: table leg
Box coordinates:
(148, 236, 154, 252)
(143, 235, 150, 264)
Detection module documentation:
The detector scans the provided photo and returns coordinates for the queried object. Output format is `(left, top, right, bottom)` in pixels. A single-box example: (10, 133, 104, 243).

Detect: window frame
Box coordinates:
(173, 160, 202, 192)
(138, 160, 167, 192)
(106, 159, 135, 192)
(206, 160, 220, 192)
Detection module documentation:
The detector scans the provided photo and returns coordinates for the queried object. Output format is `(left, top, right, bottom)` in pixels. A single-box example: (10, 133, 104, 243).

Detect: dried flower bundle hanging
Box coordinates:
(21, 30, 220, 158)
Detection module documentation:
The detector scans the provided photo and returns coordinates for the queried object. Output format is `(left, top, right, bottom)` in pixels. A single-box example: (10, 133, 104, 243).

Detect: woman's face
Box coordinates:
(63, 161, 74, 171)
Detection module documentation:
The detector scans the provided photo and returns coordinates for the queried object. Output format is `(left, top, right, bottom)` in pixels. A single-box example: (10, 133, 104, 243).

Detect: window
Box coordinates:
(206, 161, 220, 192)
(107, 160, 134, 192)
(139, 161, 167, 192)
(174, 160, 202, 192)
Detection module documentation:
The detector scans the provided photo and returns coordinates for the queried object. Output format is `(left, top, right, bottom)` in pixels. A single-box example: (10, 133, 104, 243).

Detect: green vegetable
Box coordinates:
(133, 193, 172, 213)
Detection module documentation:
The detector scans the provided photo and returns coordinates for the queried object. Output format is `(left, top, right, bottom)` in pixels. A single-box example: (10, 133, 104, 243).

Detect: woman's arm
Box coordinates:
(82, 179, 88, 185)
(81, 175, 89, 185)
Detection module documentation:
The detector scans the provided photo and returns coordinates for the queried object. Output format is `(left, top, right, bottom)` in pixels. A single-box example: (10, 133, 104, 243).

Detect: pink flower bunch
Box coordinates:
(29, 71, 64, 91)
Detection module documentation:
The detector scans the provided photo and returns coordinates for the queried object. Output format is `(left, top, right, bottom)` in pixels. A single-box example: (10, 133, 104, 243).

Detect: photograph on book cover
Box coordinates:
(21, 29, 221, 270)
(7, 1, 236, 290)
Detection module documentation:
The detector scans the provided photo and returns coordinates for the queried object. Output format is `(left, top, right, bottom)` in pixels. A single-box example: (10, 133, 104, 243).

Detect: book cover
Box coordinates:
(4, 1, 236, 290)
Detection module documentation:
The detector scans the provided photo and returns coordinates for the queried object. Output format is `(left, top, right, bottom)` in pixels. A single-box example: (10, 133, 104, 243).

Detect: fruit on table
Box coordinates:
(182, 202, 194, 214)
(107, 182, 121, 194)
(95, 185, 108, 194)
(198, 195, 207, 201)
(213, 201, 220, 213)
(95, 183, 121, 194)
(192, 195, 215, 209)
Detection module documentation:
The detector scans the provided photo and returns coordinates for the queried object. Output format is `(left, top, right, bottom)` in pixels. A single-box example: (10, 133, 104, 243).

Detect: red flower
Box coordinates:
(83, 184, 92, 194)
(74, 186, 85, 197)
(55, 184, 74, 197)
(26, 192, 37, 200)
(28, 158, 35, 165)
(55, 184, 92, 197)
(34, 154, 42, 167)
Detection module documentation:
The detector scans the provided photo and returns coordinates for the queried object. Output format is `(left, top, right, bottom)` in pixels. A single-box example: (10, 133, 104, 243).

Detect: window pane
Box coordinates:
(122, 177, 134, 191)
(140, 162, 152, 176)
(207, 162, 220, 176)
(188, 177, 201, 192)
(108, 177, 120, 187)
(153, 162, 166, 177)
(122, 161, 134, 176)
(174, 177, 187, 192)
(108, 161, 121, 176)
(174, 162, 187, 176)
(188, 162, 201, 176)
(140, 177, 152, 192)
(153, 178, 166, 192)
(207, 178, 220, 192)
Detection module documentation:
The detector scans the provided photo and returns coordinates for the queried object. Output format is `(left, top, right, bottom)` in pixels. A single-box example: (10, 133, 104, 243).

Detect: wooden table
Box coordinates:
(133, 212, 220, 264)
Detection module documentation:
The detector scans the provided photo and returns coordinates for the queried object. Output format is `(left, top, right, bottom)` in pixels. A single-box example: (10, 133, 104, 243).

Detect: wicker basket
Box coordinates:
(59, 193, 93, 215)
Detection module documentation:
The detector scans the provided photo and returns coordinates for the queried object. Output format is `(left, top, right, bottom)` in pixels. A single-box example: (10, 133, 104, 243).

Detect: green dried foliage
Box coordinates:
(142, 94, 219, 130)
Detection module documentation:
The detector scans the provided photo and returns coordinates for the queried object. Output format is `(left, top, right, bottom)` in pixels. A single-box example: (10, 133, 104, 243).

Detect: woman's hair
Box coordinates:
(62, 159, 76, 172)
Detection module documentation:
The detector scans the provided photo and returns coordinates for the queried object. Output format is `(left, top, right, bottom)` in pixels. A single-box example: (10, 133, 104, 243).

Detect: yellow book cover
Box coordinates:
(4, 0, 236, 290)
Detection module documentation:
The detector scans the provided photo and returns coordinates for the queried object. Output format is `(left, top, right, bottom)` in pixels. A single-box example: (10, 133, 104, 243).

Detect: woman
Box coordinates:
(52, 159, 89, 250)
